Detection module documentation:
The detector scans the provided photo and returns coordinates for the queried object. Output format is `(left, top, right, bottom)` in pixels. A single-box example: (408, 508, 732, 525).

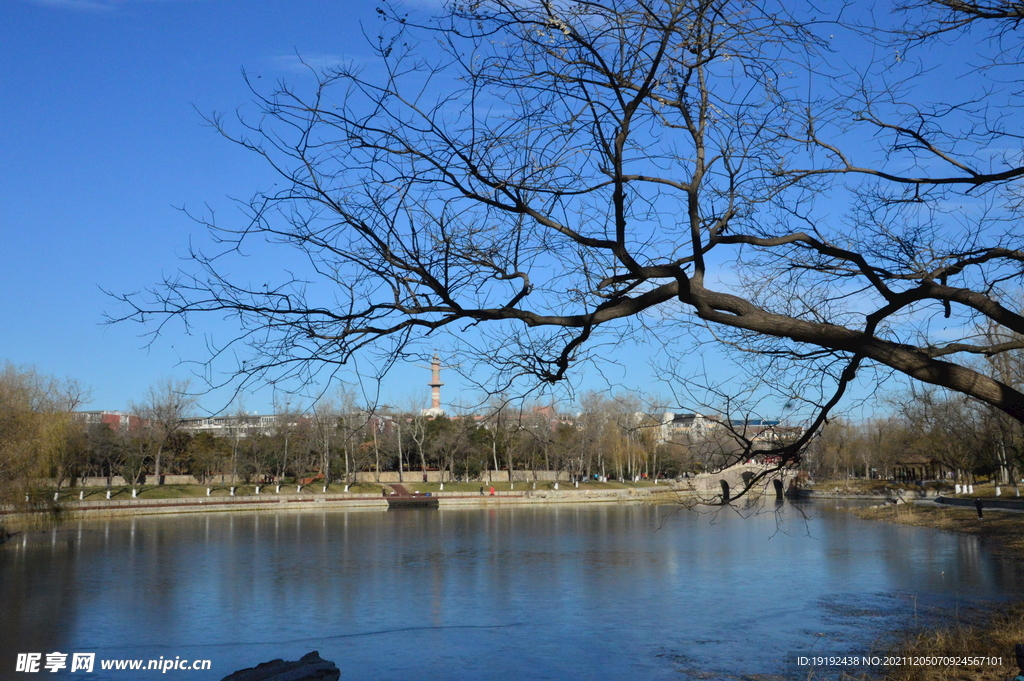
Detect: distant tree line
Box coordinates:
(35, 391, 679, 488)
(8, 356, 1021, 527)
(804, 334, 1023, 488)
(805, 388, 1024, 489)
(2, 368, 773, 514)
(0, 363, 90, 532)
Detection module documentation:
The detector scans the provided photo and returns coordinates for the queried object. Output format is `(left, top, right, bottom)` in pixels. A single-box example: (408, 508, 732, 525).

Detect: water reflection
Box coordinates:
(1, 502, 1021, 680)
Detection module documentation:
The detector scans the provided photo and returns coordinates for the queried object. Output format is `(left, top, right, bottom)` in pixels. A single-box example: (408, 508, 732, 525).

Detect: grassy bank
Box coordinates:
(854, 503, 1024, 560)
(39, 479, 663, 502)
(811, 477, 1023, 500)
(854, 503, 1024, 680)
(810, 479, 952, 497)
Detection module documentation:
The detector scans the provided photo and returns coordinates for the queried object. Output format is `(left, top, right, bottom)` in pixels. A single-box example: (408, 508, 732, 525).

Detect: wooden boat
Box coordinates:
(386, 493, 439, 509)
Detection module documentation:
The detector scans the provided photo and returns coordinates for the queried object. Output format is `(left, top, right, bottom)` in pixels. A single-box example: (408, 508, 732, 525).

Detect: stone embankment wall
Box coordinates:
(11, 465, 793, 519)
(21, 486, 674, 518)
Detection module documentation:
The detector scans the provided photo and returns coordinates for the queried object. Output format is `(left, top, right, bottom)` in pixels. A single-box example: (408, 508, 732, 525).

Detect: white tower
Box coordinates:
(421, 353, 445, 417)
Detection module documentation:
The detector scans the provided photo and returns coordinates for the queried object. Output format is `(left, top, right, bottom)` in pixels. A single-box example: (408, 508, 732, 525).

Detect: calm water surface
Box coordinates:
(2, 501, 1021, 680)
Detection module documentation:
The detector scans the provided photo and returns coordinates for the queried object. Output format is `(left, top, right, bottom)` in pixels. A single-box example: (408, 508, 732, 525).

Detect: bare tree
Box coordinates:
(408, 410, 430, 477)
(115, 1, 1024, 501)
(84, 422, 121, 485)
(119, 429, 150, 496)
(378, 405, 406, 482)
(270, 399, 305, 482)
(335, 389, 366, 486)
(890, 386, 989, 485)
(805, 419, 858, 481)
(975, 320, 1024, 486)
(131, 378, 195, 485)
(482, 396, 522, 482)
(310, 398, 338, 486)
(226, 399, 248, 485)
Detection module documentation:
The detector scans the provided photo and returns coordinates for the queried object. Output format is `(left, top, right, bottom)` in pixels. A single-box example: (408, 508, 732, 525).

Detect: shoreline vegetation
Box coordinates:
(851, 502, 1024, 681)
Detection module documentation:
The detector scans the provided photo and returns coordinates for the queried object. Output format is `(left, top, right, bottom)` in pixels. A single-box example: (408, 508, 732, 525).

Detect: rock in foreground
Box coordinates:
(221, 651, 340, 681)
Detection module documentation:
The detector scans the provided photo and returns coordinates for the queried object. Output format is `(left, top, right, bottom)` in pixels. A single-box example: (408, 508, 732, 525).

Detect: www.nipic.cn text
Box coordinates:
(15, 653, 212, 674)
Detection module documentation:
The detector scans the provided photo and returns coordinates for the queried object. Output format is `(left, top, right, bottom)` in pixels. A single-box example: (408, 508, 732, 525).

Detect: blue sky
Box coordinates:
(2, 0, 762, 417)
(1, 0, 420, 413)
(2, 0, 962, 419)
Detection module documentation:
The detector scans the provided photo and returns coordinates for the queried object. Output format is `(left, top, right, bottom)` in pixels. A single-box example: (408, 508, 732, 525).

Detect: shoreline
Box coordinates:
(2, 464, 792, 524)
(854, 501, 1024, 563)
(850, 502, 1024, 680)
(0, 484, 709, 524)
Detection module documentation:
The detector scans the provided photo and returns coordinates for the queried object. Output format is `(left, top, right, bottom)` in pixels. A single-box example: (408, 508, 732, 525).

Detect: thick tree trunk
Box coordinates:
(685, 282, 1024, 423)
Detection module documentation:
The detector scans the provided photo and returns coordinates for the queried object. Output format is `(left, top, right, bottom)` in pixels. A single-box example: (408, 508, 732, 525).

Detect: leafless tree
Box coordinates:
(270, 399, 306, 481)
(131, 378, 195, 485)
(408, 409, 431, 476)
(482, 396, 522, 482)
(114, 1, 1024, 501)
(378, 405, 407, 482)
(974, 319, 1024, 485)
(310, 398, 338, 485)
(226, 400, 249, 485)
(119, 430, 150, 495)
(804, 418, 858, 481)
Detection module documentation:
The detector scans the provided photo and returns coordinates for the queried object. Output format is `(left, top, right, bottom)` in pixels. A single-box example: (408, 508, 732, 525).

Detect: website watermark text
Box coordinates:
(16, 653, 212, 674)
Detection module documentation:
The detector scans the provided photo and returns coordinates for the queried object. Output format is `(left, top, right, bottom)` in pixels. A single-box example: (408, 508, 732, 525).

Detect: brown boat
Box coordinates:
(385, 484, 439, 509)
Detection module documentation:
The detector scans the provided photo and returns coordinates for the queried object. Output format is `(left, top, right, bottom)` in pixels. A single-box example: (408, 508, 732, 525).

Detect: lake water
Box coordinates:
(2, 500, 1022, 680)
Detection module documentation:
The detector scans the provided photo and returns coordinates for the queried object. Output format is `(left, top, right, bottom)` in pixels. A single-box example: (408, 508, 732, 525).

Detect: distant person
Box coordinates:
(489, 486, 495, 496)
(479, 486, 484, 496)
(974, 498, 984, 519)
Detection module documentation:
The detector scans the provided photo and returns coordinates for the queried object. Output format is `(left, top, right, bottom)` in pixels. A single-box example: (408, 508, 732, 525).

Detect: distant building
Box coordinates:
(531, 405, 574, 429)
(75, 410, 311, 439)
(658, 412, 720, 444)
(658, 412, 802, 450)
(73, 410, 141, 432)
(893, 456, 949, 482)
(179, 414, 280, 437)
